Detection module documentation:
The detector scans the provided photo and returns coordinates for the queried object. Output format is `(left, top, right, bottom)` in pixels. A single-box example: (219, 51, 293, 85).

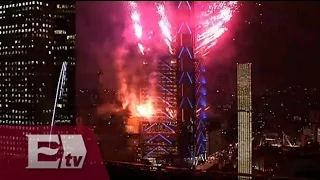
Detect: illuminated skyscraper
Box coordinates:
(0, 2, 75, 125)
(140, 55, 178, 160)
(51, 2, 75, 125)
(237, 63, 252, 177)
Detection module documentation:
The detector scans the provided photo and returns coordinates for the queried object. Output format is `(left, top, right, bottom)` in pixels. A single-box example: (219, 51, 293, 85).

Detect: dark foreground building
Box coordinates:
(0, 2, 75, 125)
(105, 162, 309, 180)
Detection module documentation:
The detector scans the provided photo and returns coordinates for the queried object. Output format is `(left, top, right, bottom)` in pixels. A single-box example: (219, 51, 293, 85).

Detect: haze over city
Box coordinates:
(76, 1, 320, 179)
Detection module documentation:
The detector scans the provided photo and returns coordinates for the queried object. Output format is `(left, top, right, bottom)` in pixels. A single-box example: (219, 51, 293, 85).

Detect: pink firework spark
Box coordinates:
(195, 1, 238, 57)
(127, 1, 145, 54)
(125, 2, 237, 57)
(155, 2, 173, 54)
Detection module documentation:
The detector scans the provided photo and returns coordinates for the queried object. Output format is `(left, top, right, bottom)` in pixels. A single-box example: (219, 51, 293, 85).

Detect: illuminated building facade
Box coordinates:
(52, 2, 75, 125)
(140, 1, 208, 165)
(194, 35, 208, 161)
(0, 2, 75, 125)
(237, 63, 252, 176)
(176, 1, 207, 164)
(140, 55, 178, 160)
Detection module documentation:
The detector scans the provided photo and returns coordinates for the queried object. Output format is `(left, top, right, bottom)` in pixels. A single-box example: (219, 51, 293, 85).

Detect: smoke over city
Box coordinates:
(78, 1, 239, 133)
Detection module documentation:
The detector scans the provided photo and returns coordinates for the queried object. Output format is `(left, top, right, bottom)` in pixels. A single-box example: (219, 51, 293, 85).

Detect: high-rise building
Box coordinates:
(237, 63, 252, 177)
(0, 2, 75, 125)
(52, 2, 75, 125)
(140, 55, 179, 161)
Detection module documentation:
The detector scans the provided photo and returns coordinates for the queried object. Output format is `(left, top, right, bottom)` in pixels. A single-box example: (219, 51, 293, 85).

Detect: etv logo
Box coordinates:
(27, 134, 87, 169)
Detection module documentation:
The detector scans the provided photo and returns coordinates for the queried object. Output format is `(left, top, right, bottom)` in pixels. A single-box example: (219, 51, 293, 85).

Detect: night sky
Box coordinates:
(77, 1, 320, 91)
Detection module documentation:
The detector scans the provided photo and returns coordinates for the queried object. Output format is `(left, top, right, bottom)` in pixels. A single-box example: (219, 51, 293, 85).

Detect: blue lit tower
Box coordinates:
(193, 14, 208, 163)
(139, 1, 207, 165)
(176, 1, 207, 165)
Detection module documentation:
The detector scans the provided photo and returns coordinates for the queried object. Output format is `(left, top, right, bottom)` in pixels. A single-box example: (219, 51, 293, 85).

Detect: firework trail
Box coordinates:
(155, 2, 173, 54)
(127, 1, 174, 55)
(195, 1, 238, 57)
(127, 1, 145, 54)
(126, 1, 238, 57)
(116, 2, 159, 128)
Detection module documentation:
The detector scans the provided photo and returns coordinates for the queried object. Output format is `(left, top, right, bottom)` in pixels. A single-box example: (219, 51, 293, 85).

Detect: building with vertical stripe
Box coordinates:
(237, 63, 252, 177)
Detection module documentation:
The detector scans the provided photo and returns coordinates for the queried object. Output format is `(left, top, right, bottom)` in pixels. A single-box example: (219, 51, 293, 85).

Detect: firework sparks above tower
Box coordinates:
(121, 1, 238, 165)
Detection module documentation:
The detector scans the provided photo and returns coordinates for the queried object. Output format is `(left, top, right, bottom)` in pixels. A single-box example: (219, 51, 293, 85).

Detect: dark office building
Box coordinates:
(0, 2, 75, 125)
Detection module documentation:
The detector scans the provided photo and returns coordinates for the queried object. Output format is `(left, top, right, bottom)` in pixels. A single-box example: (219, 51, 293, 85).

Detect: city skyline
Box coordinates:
(76, 2, 320, 178)
(0, 1, 318, 179)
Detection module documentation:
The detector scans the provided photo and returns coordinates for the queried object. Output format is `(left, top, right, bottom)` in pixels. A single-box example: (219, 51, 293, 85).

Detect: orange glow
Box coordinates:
(124, 98, 155, 134)
(120, 92, 155, 118)
(114, 45, 157, 134)
(126, 116, 141, 134)
(136, 100, 155, 119)
(118, 91, 156, 133)
(165, 107, 176, 119)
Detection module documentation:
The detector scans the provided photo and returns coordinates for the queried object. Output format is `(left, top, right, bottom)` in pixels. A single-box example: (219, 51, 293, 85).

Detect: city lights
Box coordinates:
(0, 2, 75, 125)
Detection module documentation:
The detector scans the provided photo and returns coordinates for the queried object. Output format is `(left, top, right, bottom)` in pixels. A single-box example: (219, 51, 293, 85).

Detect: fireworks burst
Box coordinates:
(119, 1, 238, 132)
(155, 2, 173, 54)
(127, 1, 145, 54)
(127, 1, 238, 57)
(195, 1, 238, 57)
